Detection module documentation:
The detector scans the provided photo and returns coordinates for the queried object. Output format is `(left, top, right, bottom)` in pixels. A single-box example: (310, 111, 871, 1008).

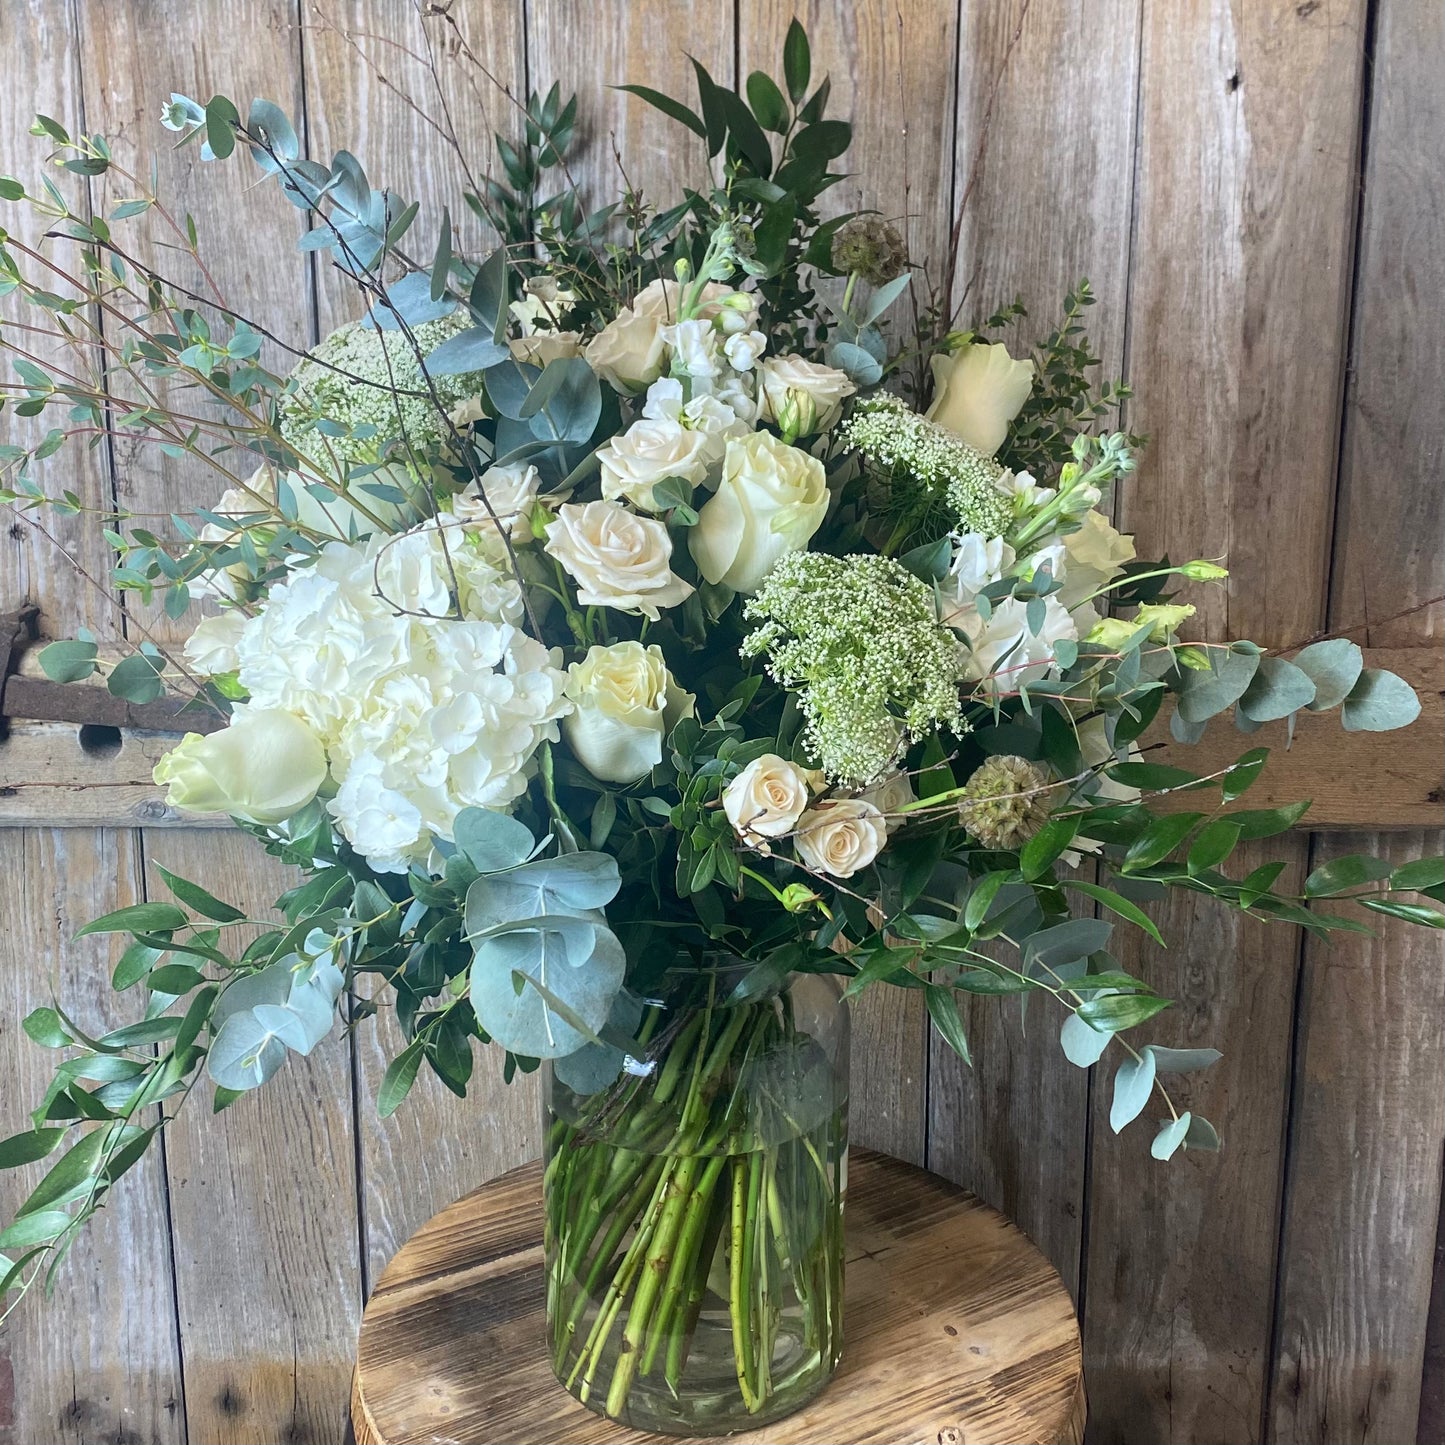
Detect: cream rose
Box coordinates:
(544, 500, 694, 620)
(757, 354, 856, 436)
(858, 771, 917, 832)
(597, 418, 711, 511)
(926, 342, 1035, 456)
(563, 642, 696, 784)
(449, 461, 541, 546)
(153, 707, 328, 825)
(793, 799, 889, 879)
(689, 432, 829, 594)
(723, 754, 815, 844)
(183, 610, 249, 676)
(585, 307, 666, 391)
(509, 331, 584, 367)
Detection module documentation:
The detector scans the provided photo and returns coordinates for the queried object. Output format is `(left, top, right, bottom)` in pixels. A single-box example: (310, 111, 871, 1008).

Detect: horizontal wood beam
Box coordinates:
(1147, 645, 1443, 830)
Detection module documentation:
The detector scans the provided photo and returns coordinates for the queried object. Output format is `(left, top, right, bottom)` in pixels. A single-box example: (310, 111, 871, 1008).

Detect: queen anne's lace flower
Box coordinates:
(231, 524, 568, 871)
(742, 553, 964, 784)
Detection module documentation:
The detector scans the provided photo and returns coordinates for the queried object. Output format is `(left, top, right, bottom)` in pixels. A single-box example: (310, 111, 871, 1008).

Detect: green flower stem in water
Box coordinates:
(546, 989, 845, 1430)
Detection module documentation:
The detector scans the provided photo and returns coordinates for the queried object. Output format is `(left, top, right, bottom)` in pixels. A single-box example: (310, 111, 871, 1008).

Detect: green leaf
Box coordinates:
(1144, 1045, 1222, 1073)
(1076, 993, 1171, 1032)
(0, 1210, 72, 1250)
(1060, 1013, 1111, 1067)
(1188, 819, 1242, 874)
(37, 638, 98, 683)
(1238, 656, 1316, 722)
(1184, 1114, 1221, 1151)
(152, 864, 245, 922)
(1151, 1112, 1191, 1161)
(1222, 746, 1269, 802)
(430, 208, 452, 302)
(1062, 880, 1166, 946)
(1177, 648, 1259, 723)
(453, 809, 536, 872)
(925, 985, 971, 1065)
(1109, 1049, 1157, 1132)
(1341, 669, 1421, 732)
(1304, 853, 1395, 897)
(77, 902, 187, 938)
(1121, 813, 1202, 871)
(1359, 899, 1444, 928)
(1107, 762, 1202, 790)
(424, 325, 509, 376)
(1293, 638, 1363, 711)
(1227, 800, 1312, 840)
(106, 651, 165, 703)
(615, 84, 707, 139)
(22, 1008, 72, 1048)
(1024, 918, 1113, 971)
(746, 70, 789, 131)
(1020, 815, 1080, 881)
(204, 95, 240, 160)
(377, 1040, 425, 1118)
(783, 19, 811, 101)
(1390, 858, 1445, 893)
(0, 1128, 67, 1170)
(146, 964, 205, 995)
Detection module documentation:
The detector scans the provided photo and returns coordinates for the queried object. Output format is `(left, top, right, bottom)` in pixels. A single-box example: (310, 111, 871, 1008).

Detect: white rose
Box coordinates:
(723, 754, 815, 844)
(153, 707, 328, 825)
(689, 432, 829, 594)
(586, 307, 667, 391)
(597, 418, 711, 511)
(183, 610, 249, 675)
(857, 771, 917, 832)
(449, 395, 488, 427)
(794, 799, 889, 879)
(757, 354, 857, 436)
(449, 461, 541, 547)
(926, 342, 1035, 456)
(544, 500, 695, 619)
(564, 641, 695, 784)
(509, 331, 584, 367)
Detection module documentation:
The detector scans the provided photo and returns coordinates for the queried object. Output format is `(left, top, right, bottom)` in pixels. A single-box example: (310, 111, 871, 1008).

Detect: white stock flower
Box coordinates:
(586, 307, 667, 391)
(936, 533, 1016, 631)
(689, 432, 829, 594)
(230, 527, 567, 870)
(183, 610, 250, 675)
(153, 706, 327, 825)
(563, 641, 695, 784)
(544, 500, 694, 619)
(996, 468, 1055, 512)
(662, 318, 723, 383)
(857, 771, 917, 833)
(952, 593, 1078, 696)
(723, 329, 767, 371)
(633, 278, 757, 328)
(596, 417, 711, 510)
(794, 799, 889, 879)
(757, 354, 856, 436)
(723, 754, 815, 844)
(926, 342, 1035, 456)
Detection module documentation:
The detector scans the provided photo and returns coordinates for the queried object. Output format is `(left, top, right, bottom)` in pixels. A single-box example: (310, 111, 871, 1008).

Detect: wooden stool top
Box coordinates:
(352, 1149, 1085, 1445)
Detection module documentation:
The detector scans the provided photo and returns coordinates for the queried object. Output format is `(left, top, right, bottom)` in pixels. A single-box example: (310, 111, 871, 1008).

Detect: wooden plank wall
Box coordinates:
(0, 3, 1440, 1443)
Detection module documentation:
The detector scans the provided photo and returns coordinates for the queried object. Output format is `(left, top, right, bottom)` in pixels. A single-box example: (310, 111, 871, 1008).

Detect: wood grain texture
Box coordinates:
(351, 1151, 1085, 1445)
(0, 827, 185, 1445)
(929, 0, 1142, 1297)
(143, 829, 363, 1445)
(1085, 3, 1370, 1441)
(737, 0, 963, 1166)
(1269, 3, 1445, 1440)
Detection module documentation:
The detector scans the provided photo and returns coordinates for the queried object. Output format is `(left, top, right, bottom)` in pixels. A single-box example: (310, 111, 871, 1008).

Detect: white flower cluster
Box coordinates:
(186, 522, 569, 872)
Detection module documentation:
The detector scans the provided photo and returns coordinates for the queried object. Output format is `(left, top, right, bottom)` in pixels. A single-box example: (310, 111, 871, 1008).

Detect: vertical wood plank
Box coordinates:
(145, 832, 360, 1445)
(303, 2, 538, 1286)
(737, 0, 962, 1166)
(1083, 3, 1369, 1441)
(1270, 2, 1445, 1440)
(526, 0, 735, 206)
(927, 0, 1142, 1287)
(0, 829, 185, 1445)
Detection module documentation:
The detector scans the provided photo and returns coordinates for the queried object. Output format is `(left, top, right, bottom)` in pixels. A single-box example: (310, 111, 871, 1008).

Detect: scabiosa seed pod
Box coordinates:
(830, 217, 908, 286)
(957, 755, 1053, 850)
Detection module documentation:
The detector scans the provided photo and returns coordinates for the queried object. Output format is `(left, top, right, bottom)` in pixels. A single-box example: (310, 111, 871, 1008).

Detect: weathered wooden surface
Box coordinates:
(0, 2, 1442, 1444)
(351, 1151, 1086, 1445)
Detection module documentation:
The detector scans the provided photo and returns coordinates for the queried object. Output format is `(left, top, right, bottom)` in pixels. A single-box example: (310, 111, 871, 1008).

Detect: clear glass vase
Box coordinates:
(542, 968, 849, 1435)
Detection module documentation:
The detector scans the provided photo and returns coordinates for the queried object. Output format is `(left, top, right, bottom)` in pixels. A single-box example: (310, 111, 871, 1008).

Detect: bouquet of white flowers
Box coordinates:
(1, 23, 1439, 1433)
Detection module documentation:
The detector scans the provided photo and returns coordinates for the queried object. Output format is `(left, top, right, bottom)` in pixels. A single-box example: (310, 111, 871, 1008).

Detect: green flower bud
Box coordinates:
(1180, 559, 1229, 580)
(1176, 645, 1213, 672)
(779, 882, 823, 914)
(957, 755, 1053, 851)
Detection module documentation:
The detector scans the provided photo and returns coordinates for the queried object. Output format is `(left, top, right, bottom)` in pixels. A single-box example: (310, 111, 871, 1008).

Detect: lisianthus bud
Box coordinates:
(1180, 560, 1230, 580)
(1176, 645, 1213, 671)
(830, 217, 908, 286)
(779, 883, 824, 914)
(957, 755, 1052, 850)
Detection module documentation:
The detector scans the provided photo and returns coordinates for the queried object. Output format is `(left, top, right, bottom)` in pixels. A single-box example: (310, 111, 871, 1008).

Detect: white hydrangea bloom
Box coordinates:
(232, 524, 569, 871)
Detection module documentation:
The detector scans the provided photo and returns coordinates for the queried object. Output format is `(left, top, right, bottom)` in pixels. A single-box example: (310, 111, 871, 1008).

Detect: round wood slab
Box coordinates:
(352, 1149, 1085, 1445)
